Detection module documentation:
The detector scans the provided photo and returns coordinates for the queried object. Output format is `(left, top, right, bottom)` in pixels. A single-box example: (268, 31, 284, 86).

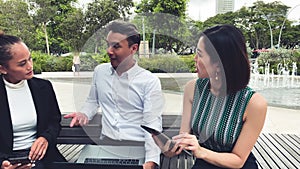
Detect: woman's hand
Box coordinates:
(1, 160, 32, 169)
(29, 137, 48, 161)
(173, 133, 204, 158)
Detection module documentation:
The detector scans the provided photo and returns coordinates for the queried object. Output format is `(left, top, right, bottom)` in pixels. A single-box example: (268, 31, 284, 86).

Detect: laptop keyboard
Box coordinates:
(84, 158, 139, 165)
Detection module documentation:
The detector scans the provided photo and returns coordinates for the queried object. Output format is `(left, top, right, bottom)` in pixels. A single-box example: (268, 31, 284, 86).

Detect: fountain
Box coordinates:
(249, 59, 300, 109)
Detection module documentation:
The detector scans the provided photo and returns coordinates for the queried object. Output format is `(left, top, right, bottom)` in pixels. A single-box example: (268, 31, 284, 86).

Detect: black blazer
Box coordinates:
(0, 76, 65, 165)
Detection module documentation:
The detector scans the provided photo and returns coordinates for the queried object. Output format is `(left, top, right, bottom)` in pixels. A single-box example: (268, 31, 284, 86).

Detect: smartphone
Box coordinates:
(8, 156, 32, 165)
(141, 125, 192, 156)
(141, 125, 174, 148)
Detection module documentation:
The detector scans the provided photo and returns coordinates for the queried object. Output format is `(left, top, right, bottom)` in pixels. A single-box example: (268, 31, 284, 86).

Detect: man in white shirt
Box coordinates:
(64, 20, 164, 169)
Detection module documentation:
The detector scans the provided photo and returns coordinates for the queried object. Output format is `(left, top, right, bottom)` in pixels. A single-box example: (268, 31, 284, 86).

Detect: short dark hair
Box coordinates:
(0, 32, 22, 66)
(200, 24, 250, 94)
(106, 20, 141, 48)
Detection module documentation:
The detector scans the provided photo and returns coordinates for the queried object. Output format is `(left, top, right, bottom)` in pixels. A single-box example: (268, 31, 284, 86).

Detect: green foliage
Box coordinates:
(1, 0, 300, 63)
(180, 55, 195, 72)
(0, 0, 36, 47)
(32, 51, 102, 73)
(235, 1, 290, 49)
(31, 51, 51, 74)
(59, 8, 86, 52)
(203, 11, 236, 29)
(31, 48, 299, 76)
(91, 49, 110, 64)
(134, 0, 193, 54)
(78, 54, 99, 71)
(138, 54, 193, 73)
(135, 0, 187, 17)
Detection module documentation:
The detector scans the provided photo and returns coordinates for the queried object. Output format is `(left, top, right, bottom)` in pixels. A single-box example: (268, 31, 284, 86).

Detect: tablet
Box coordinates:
(140, 125, 192, 156)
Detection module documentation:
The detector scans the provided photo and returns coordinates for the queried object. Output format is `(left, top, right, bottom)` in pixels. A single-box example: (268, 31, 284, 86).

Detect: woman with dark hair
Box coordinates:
(154, 25, 267, 168)
(0, 32, 65, 169)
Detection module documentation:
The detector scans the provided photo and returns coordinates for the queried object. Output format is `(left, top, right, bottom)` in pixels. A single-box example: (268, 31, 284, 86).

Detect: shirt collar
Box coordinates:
(110, 60, 139, 80)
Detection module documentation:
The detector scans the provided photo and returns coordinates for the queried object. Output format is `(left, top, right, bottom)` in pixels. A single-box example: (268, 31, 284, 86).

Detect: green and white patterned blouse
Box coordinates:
(191, 78, 255, 152)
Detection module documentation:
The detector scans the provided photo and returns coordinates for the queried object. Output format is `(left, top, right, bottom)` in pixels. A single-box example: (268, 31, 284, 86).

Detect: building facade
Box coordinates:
(216, 0, 234, 14)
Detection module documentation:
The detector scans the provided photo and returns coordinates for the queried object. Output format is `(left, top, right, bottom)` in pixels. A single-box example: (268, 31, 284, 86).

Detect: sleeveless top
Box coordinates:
(191, 78, 255, 152)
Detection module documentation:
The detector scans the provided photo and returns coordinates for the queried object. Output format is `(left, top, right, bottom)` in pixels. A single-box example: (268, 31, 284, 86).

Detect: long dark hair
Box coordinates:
(200, 24, 250, 94)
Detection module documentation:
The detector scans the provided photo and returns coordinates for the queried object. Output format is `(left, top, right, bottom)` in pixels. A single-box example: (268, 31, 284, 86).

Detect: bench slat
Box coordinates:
(178, 154, 185, 169)
(186, 154, 194, 169)
(281, 134, 300, 156)
(254, 138, 274, 168)
(57, 114, 299, 169)
(169, 156, 179, 169)
(252, 144, 269, 169)
(259, 133, 292, 168)
(269, 133, 300, 167)
(160, 155, 171, 169)
(66, 145, 85, 163)
(62, 144, 82, 162)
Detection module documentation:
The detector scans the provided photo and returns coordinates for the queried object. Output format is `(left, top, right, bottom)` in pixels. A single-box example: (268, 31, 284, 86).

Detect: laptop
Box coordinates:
(50, 162, 143, 169)
(76, 145, 145, 166)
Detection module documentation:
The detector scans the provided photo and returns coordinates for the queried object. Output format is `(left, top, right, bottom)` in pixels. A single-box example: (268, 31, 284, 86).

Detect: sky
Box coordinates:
(78, 0, 299, 22)
(188, 0, 300, 21)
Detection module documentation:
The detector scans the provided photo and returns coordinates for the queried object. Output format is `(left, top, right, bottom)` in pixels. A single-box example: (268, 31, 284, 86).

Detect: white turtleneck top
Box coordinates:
(4, 78, 37, 150)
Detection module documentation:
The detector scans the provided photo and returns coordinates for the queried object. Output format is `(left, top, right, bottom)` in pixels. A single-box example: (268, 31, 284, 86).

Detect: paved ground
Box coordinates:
(37, 72, 300, 135)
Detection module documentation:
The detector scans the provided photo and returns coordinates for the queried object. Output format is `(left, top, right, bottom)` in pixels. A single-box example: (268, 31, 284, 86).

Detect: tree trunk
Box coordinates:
(43, 22, 50, 55)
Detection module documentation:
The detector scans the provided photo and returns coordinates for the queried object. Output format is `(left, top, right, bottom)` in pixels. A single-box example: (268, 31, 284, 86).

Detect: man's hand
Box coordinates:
(63, 112, 88, 127)
(143, 161, 157, 169)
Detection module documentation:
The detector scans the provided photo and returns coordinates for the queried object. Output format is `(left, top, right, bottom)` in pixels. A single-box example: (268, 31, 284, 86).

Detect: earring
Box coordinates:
(215, 71, 219, 81)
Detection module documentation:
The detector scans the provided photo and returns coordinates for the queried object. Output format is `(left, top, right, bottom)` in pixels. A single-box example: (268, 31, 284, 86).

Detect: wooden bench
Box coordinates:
(57, 114, 299, 169)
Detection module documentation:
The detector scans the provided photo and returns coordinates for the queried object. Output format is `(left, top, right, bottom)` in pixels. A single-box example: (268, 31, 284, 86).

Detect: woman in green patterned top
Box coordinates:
(154, 25, 267, 168)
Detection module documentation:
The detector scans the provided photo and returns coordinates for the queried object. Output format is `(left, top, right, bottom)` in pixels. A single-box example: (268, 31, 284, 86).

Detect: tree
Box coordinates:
(198, 1, 292, 50)
(59, 8, 86, 53)
(136, 0, 187, 17)
(0, 0, 35, 47)
(203, 11, 236, 29)
(29, 0, 58, 55)
(47, 0, 79, 54)
(248, 1, 289, 49)
(135, 0, 191, 54)
(282, 24, 300, 49)
(84, 0, 134, 54)
(29, 0, 77, 55)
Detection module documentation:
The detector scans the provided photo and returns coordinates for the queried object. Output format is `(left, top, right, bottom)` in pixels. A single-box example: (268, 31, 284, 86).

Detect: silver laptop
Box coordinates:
(76, 145, 145, 166)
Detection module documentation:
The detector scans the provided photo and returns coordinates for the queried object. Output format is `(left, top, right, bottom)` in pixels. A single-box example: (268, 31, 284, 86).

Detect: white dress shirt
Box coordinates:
(80, 62, 164, 165)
